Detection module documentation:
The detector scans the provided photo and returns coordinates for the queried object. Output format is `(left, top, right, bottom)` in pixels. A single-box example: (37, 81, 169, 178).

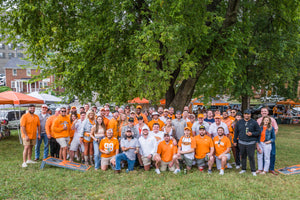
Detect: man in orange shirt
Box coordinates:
(155, 133, 180, 174)
(168, 107, 175, 119)
(148, 112, 165, 131)
(100, 107, 109, 128)
(136, 105, 148, 125)
(99, 129, 119, 171)
(213, 127, 231, 175)
(229, 109, 237, 121)
(52, 107, 71, 161)
(194, 125, 214, 173)
(187, 114, 195, 131)
(20, 105, 41, 168)
(107, 111, 119, 138)
(46, 108, 61, 158)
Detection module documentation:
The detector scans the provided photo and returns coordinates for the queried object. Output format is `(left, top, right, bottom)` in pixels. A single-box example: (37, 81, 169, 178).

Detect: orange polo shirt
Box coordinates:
(45, 115, 58, 138)
(157, 140, 177, 162)
(194, 135, 214, 159)
(20, 113, 40, 140)
(103, 116, 110, 128)
(148, 119, 165, 131)
(52, 115, 71, 139)
(107, 117, 119, 138)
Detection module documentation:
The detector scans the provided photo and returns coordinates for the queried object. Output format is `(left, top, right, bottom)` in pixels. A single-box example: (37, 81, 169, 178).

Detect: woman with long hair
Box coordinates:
(81, 110, 96, 165)
(90, 116, 106, 170)
(257, 116, 275, 174)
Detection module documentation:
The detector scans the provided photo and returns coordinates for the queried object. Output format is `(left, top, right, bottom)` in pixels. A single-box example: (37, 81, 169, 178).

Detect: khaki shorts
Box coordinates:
(180, 155, 194, 167)
(56, 137, 70, 148)
(160, 161, 175, 172)
(101, 156, 116, 166)
(142, 155, 153, 166)
(22, 138, 36, 146)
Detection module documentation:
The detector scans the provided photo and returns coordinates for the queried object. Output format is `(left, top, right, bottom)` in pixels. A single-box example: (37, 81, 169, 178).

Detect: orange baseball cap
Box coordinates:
(198, 114, 204, 118)
(71, 106, 76, 109)
(136, 105, 142, 109)
(214, 114, 222, 119)
(184, 127, 191, 131)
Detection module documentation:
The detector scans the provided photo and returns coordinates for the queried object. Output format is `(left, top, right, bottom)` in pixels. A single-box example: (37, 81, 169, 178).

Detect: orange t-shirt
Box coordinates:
(194, 135, 214, 159)
(52, 115, 71, 139)
(107, 118, 119, 138)
(69, 121, 75, 137)
(20, 113, 40, 139)
(157, 140, 177, 162)
(103, 116, 110, 129)
(99, 137, 119, 158)
(148, 119, 165, 131)
(45, 115, 57, 138)
(213, 135, 231, 157)
(260, 126, 267, 142)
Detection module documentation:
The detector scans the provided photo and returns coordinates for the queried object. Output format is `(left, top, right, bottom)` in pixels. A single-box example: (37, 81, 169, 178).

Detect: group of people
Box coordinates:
(20, 103, 278, 176)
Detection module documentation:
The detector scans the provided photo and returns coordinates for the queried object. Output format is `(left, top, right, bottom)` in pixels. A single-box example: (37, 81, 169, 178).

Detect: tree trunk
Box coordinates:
(241, 95, 250, 113)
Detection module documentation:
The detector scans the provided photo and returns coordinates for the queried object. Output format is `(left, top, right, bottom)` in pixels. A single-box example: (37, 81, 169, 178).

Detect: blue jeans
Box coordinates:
(269, 142, 276, 171)
(35, 133, 49, 159)
(115, 153, 135, 171)
(93, 140, 102, 169)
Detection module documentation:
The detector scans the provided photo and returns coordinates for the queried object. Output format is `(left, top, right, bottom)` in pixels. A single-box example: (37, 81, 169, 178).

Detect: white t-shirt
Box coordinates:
(138, 135, 157, 157)
(149, 131, 164, 153)
(208, 122, 229, 138)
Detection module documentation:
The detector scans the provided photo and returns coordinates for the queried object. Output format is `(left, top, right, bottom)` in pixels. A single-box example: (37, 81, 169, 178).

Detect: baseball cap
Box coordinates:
(184, 127, 191, 131)
(142, 127, 149, 130)
(42, 104, 48, 108)
(100, 107, 105, 111)
(55, 108, 60, 112)
(136, 105, 142, 109)
(164, 109, 169, 112)
(199, 125, 206, 130)
(130, 110, 136, 114)
(71, 106, 76, 109)
(214, 114, 222, 119)
(236, 112, 242, 116)
(128, 117, 134, 122)
(152, 112, 159, 116)
(244, 109, 251, 114)
(126, 127, 132, 132)
(176, 110, 182, 114)
(198, 114, 204, 118)
(137, 116, 143, 120)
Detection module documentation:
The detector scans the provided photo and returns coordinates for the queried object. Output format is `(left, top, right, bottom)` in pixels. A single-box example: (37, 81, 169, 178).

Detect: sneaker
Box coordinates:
(260, 171, 266, 175)
(155, 169, 161, 174)
(174, 169, 181, 174)
(22, 162, 28, 168)
(239, 170, 246, 174)
(227, 163, 233, 169)
(219, 169, 224, 175)
(252, 172, 257, 176)
(34, 158, 39, 161)
(26, 160, 37, 164)
(208, 170, 212, 174)
(236, 165, 240, 169)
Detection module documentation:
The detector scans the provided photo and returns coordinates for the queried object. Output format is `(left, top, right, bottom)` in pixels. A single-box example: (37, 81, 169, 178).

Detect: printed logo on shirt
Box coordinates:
(182, 137, 192, 145)
(104, 143, 114, 151)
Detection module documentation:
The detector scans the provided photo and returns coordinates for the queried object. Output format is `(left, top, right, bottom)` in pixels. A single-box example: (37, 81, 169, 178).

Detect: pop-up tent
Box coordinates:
(0, 96, 14, 104)
(128, 97, 150, 104)
(28, 91, 62, 104)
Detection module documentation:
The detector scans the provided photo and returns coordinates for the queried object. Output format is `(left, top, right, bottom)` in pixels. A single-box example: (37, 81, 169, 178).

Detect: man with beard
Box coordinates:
(121, 117, 139, 139)
(234, 110, 260, 176)
(204, 110, 215, 125)
(115, 128, 140, 173)
(148, 112, 165, 131)
(157, 106, 164, 116)
(46, 108, 61, 158)
(192, 114, 210, 136)
(208, 114, 229, 138)
(168, 107, 175, 119)
(172, 111, 187, 141)
(20, 105, 41, 167)
(256, 107, 279, 175)
(135, 105, 148, 124)
(194, 125, 214, 173)
(139, 127, 157, 171)
(159, 109, 169, 124)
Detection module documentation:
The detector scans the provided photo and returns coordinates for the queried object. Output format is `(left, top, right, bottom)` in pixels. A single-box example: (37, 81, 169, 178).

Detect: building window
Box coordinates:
(0, 52, 5, 58)
(8, 53, 14, 59)
(8, 43, 13, 50)
(26, 69, 31, 76)
(11, 81, 15, 88)
(0, 44, 4, 49)
(17, 53, 23, 58)
(39, 82, 48, 89)
(13, 69, 17, 76)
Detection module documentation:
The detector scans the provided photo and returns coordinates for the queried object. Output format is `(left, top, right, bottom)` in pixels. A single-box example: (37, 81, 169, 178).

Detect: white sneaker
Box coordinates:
(26, 160, 37, 164)
(155, 169, 161, 174)
(239, 170, 246, 174)
(173, 169, 181, 174)
(219, 169, 224, 175)
(227, 163, 232, 169)
(252, 172, 257, 176)
(236, 165, 240, 169)
(22, 162, 28, 168)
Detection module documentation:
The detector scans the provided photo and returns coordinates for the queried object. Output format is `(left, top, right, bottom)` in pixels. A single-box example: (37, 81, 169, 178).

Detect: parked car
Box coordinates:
(0, 110, 26, 129)
(260, 95, 285, 103)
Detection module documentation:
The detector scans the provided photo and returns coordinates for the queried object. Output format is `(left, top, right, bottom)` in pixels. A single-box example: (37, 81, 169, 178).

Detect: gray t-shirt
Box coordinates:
(172, 118, 187, 140)
(120, 138, 140, 160)
(192, 121, 210, 135)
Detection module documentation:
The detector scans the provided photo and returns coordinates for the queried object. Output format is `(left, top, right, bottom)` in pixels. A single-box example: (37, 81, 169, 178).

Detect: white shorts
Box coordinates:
(215, 153, 230, 170)
(56, 137, 70, 148)
(70, 138, 81, 151)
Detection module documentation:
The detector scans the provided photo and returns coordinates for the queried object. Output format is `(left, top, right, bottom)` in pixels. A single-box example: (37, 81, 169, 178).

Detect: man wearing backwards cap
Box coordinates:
(35, 104, 50, 161)
(234, 109, 260, 176)
(192, 113, 210, 136)
(115, 127, 140, 173)
(45, 108, 61, 158)
(139, 127, 157, 171)
(194, 125, 214, 173)
(208, 114, 229, 138)
(135, 105, 148, 124)
(148, 111, 165, 131)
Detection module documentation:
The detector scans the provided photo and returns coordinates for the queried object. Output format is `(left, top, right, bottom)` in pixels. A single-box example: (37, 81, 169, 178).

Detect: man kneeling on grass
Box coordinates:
(99, 129, 119, 171)
(213, 127, 231, 175)
(154, 133, 180, 174)
(115, 128, 140, 173)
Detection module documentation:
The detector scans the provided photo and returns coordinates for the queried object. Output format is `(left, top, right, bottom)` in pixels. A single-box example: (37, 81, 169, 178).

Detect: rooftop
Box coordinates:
(4, 57, 37, 69)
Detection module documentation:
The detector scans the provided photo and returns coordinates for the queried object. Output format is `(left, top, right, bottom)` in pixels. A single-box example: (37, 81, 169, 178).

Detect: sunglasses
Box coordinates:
(218, 139, 221, 145)
(164, 135, 170, 137)
(61, 110, 66, 113)
(231, 112, 236, 113)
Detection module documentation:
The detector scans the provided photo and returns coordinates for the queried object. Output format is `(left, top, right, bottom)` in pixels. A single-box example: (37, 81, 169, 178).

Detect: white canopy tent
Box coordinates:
(28, 92, 62, 104)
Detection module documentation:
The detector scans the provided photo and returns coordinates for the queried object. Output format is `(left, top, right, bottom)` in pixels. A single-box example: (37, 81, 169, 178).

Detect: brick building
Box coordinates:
(4, 58, 53, 93)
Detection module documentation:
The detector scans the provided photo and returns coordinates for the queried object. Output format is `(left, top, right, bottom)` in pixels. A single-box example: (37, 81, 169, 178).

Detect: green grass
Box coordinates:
(1, 125, 300, 199)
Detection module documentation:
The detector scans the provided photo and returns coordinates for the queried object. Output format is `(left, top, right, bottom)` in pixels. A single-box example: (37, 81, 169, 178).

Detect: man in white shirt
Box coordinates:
(208, 114, 229, 138)
(138, 127, 157, 171)
(192, 113, 210, 136)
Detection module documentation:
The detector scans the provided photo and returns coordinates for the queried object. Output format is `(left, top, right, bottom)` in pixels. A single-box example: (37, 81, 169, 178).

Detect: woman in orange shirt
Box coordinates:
(81, 110, 96, 165)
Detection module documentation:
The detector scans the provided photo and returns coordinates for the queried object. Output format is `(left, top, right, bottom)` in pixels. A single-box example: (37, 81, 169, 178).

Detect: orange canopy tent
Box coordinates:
(211, 99, 229, 106)
(0, 96, 14, 104)
(190, 98, 204, 106)
(276, 99, 296, 105)
(128, 97, 150, 104)
(0, 91, 44, 105)
(160, 99, 166, 105)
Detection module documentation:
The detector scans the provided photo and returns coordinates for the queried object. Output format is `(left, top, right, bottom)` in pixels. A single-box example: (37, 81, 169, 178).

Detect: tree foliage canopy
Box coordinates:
(1, 0, 299, 109)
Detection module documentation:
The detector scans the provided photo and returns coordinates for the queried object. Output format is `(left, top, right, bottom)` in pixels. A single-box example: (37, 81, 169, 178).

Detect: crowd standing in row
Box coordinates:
(20, 103, 278, 175)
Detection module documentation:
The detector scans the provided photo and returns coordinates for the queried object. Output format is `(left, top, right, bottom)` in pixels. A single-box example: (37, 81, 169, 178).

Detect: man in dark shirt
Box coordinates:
(234, 109, 260, 176)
